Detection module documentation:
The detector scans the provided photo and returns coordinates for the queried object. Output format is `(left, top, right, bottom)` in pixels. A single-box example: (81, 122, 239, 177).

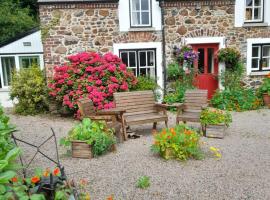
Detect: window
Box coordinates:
(1, 57, 15, 87)
(19, 56, 39, 68)
(120, 49, 156, 78)
(245, 0, 264, 22)
(130, 0, 151, 27)
(251, 44, 270, 71)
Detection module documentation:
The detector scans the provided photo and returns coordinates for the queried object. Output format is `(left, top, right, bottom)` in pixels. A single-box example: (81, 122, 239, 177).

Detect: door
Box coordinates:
(192, 44, 219, 99)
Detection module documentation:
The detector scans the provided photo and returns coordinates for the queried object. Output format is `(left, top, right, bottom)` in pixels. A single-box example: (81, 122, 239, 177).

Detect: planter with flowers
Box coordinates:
(151, 124, 203, 161)
(200, 108, 232, 138)
(259, 73, 270, 107)
(60, 118, 116, 159)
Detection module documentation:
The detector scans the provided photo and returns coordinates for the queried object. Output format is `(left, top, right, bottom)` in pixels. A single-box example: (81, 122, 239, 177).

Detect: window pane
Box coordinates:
(1, 57, 15, 86)
(120, 52, 128, 66)
(146, 68, 155, 78)
(139, 51, 146, 66)
(129, 52, 136, 67)
(207, 48, 214, 73)
(245, 8, 253, 20)
(262, 58, 270, 69)
(263, 46, 270, 57)
(139, 68, 146, 76)
(19, 56, 39, 68)
(254, 0, 261, 6)
(147, 51, 154, 66)
(198, 48, 205, 73)
(252, 58, 259, 69)
(132, 12, 140, 25)
(131, 0, 140, 11)
(246, 0, 253, 6)
(141, 0, 149, 10)
(254, 8, 262, 20)
(252, 46, 260, 57)
(141, 11, 150, 25)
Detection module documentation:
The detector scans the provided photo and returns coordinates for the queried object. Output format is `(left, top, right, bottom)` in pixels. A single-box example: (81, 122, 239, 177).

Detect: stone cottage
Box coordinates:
(38, 0, 270, 97)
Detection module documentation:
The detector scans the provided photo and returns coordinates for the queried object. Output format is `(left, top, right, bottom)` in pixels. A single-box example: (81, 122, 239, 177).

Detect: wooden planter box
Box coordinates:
(71, 141, 93, 159)
(203, 124, 227, 139)
(161, 148, 175, 160)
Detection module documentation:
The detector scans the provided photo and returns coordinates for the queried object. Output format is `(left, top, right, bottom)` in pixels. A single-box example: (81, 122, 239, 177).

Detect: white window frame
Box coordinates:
(245, 0, 264, 22)
(262, 45, 270, 70)
(251, 45, 261, 70)
(130, 0, 152, 27)
(19, 55, 40, 68)
(120, 51, 137, 76)
(138, 50, 155, 77)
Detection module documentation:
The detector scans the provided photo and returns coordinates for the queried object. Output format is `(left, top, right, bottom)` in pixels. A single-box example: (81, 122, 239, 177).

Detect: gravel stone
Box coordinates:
(7, 109, 270, 200)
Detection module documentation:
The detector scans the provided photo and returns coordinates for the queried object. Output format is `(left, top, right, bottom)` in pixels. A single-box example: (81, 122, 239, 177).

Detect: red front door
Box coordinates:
(192, 44, 219, 99)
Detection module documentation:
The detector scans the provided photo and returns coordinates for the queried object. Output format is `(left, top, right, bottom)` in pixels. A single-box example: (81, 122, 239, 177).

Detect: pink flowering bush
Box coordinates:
(48, 52, 137, 116)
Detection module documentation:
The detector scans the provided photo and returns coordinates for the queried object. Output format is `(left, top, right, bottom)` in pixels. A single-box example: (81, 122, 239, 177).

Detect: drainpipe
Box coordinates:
(159, 0, 167, 97)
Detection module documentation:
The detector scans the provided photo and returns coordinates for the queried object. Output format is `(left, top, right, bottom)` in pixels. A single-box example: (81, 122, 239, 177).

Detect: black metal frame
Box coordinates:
(251, 43, 270, 72)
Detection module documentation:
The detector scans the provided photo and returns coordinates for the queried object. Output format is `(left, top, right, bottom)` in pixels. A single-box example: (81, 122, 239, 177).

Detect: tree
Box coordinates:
(0, 0, 38, 43)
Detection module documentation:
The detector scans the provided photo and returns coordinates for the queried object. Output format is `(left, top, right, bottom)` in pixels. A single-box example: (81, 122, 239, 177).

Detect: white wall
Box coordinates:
(118, 0, 162, 31)
(235, 0, 270, 27)
(113, 42, 163, 89)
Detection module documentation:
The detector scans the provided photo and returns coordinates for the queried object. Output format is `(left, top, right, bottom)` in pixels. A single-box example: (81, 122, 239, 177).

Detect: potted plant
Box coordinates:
(217, 48, 241, 70)
(151, 124, 203, 161)
(200, 108, 232, 138)
(60, 118, 116, 159)
(259, 73, 270, 107)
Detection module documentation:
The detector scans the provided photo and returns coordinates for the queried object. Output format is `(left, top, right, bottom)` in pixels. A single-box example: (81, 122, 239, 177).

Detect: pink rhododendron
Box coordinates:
(48, 51, 138, 117)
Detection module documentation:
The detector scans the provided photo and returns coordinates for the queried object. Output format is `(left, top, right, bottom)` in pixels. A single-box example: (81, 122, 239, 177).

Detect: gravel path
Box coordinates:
(7, 109, 270, 200)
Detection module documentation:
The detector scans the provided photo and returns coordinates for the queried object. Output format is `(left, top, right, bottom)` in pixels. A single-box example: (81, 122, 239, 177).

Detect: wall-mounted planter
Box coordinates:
(203, 124, 227, 139)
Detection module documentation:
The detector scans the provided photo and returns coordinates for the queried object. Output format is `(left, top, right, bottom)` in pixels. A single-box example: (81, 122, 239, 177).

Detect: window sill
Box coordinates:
(0, 88, 10, 92)
(243, 23, 269, 27)
(128, 27, 156, 32)
(250, 71, 270, 76)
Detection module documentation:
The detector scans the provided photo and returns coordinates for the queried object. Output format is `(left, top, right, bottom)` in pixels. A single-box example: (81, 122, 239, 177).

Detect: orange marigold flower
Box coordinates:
(80, 179, 88, 186)
(107, 195, 113, 200)
(154, 141, 159, 145)
(267, 73, 270, 78)
(167, 135, 171, 139)
(31, 176, 40, 184)
(53, 168, 60, 176)
(11, 177, 18, 182)
(43, 171, 49, 177)
(162, 130, 166, 135)
(184, 129, 192, 135)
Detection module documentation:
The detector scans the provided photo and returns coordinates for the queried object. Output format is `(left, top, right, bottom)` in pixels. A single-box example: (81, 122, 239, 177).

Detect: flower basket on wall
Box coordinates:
(71, 140, 93, 159)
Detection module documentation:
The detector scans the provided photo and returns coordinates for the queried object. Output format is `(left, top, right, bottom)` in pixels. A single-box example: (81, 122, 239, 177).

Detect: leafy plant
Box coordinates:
(10, 66, 49, 115)
(200, 108, 232, 126)
(60, 118, 116, 157)
(258, 73, 270, 95)
(217, 48, 241, 70)
(48, 52, 138, 117)
(136, 176, 150, 189)
(167, 62, 183, 81)
(131, 76, 158, 91)
(151, 124, 203, 161)
(211, 88, 262, 111)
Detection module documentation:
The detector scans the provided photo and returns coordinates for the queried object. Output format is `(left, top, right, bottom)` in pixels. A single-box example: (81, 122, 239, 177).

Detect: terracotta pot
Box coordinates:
(71, 140, 92, 159)
(262, 93, 270, 107)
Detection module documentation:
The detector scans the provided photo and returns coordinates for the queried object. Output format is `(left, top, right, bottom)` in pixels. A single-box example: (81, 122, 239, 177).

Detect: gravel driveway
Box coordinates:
(7, 109, 270, 200)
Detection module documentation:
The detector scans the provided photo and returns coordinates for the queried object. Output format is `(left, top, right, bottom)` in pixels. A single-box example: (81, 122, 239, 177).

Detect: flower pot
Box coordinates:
(161, 148, 175, 160)
(262, 93, 270, 107)
(71, 140, 93, 159)
(204, 124, 227, 139)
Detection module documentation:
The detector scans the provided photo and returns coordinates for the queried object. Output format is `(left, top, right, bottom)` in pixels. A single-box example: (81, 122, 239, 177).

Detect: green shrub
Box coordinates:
(167, 62, 182, 81)
(217, 48, 241, 70)
(200, 108, 232, 126)
(211, 89, 262, 111)
(131, 76, 158, 91)
(258, 73, 270, 95)
(136, 176, 150, 189)
(10, 66, 48, 115)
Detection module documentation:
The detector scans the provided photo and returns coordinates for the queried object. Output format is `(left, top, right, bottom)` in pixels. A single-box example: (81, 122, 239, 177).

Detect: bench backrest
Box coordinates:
(113, 90, 156, 114)
(184, 89, 208, 112)
(77, 97, 96, 117)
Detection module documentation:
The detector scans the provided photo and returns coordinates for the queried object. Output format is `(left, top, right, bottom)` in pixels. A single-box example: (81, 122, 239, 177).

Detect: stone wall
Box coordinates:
(161, 0, 270, 87)
(39, 2, 162, 79)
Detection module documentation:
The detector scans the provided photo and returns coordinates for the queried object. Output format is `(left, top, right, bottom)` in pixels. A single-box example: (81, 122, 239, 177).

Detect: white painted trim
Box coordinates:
(113, 42, 163, 89)
(185, 37, 226, 89)
(247, 38, 270, 75)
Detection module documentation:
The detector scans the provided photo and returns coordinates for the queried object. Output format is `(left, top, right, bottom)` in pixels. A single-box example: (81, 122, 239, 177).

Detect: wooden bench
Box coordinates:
(176, 89, 208, 124)
(77, 97, 126, 142)
(113, 90, 168, 131)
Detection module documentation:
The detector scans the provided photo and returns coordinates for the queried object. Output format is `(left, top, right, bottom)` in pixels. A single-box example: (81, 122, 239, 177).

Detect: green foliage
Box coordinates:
(0, 0, 38, 43)
(131, 76, 158, 91)
(136, 176, 150, 189)
(10, 66, 49, 115)
(211, 88, 262, 111)
(151, 124, 203, 161)
(167, 62, 182, 81)
(200, 108, 232, 126)
(217, 48, 241, 70)
(164, 82, 187, 104)
(258, 74, 270, 95)
(60, 118, 116, 157)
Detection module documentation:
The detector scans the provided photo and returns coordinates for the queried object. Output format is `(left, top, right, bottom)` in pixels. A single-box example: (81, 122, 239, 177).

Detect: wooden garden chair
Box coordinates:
(176, 89, 208, 124)
(77, 98, 126, 143)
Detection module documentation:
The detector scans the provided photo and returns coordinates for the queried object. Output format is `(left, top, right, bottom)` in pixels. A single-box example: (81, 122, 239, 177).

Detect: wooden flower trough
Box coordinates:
(71, 140, 93, 159)
(203, 124, 227, 139)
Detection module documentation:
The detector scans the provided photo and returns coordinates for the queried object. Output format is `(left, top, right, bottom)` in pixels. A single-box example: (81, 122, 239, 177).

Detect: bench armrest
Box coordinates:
(97, 108, 126, 115)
